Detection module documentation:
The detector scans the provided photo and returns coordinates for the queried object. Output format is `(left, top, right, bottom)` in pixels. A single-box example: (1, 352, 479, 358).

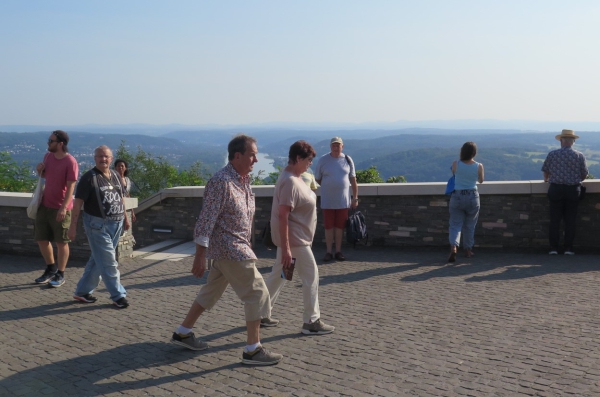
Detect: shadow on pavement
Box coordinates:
(320, 262, 429, 286)
(0, 333, 301, 397)
(402, 254, 600, 282)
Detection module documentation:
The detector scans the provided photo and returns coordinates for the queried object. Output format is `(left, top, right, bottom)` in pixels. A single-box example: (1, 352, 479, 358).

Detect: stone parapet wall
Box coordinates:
(2, 182, 600, 259)
(126, 181, 600, 251)
(0, 195, 138, 260)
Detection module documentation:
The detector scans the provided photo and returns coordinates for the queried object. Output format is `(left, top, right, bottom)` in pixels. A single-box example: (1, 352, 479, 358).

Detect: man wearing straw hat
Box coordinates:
(541, 129, 588, 255)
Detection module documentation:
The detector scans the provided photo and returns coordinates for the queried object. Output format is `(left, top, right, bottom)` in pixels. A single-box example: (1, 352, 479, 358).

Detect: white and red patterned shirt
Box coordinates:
(542, 147, 588, 185)
(194, 163, 256, 261)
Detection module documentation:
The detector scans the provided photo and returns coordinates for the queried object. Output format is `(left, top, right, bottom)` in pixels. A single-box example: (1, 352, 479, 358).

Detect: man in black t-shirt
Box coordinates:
(68, 145, 131, 308)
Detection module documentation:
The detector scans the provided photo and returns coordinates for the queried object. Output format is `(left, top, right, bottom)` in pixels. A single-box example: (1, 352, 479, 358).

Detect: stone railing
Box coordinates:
(2, 180, 600, 259)
(0, 193, 137, 260)
(112, 180, 600, 253)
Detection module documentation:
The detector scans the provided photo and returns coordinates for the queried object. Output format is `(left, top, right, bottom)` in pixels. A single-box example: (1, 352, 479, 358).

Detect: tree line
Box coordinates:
(0, 142, 407, 198)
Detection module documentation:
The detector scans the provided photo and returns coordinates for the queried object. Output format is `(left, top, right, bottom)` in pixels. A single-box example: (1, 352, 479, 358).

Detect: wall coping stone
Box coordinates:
(0, 192, 138, 210)
(4, 180, 599, 213)
(135, 179, 600, 212)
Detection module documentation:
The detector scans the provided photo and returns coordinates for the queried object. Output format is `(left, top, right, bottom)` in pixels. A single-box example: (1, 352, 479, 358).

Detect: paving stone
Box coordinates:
(3, 246, 600, 395)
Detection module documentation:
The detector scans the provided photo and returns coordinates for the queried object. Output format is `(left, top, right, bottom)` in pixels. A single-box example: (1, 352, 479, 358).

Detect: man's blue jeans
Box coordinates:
(448, 190, 480, 250)
(74, 212, 126, 302)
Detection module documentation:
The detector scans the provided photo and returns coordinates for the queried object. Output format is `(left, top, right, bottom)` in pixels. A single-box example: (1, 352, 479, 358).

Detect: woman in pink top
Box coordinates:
(264, 141, 335, 335)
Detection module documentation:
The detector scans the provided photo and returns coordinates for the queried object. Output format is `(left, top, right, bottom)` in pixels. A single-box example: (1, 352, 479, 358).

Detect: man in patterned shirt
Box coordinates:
(170, 134, 282, 366)
(542, 129, 588, 255)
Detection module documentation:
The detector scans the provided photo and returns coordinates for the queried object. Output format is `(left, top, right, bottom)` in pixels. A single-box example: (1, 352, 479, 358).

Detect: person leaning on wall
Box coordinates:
(541, 129, 588, 255)
(447, 141, 484, 263)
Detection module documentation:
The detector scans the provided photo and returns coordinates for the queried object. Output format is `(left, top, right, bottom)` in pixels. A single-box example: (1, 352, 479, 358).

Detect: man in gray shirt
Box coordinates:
(314, 137, 358, 261)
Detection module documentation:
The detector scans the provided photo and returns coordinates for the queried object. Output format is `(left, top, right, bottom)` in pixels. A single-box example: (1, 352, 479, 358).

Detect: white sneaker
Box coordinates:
(548, 250, 558, 255)
(564, 251, 575, 255)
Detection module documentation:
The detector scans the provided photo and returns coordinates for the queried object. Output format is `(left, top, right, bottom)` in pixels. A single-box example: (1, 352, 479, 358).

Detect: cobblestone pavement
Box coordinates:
(2, 245, 600, 396)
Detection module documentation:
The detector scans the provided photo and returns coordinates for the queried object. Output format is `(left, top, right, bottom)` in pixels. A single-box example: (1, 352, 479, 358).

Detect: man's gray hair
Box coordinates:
(94, 145, 113, 156)
(561, 137, 575, 145)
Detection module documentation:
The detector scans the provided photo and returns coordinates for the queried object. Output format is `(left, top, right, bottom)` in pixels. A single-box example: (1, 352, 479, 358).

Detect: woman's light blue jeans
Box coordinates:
(448, 190, 480, 250)
(74, 212, 126, 302)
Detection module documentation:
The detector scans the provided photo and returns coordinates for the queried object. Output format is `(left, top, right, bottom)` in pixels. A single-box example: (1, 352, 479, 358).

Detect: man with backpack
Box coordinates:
(314, 136, 359, 261)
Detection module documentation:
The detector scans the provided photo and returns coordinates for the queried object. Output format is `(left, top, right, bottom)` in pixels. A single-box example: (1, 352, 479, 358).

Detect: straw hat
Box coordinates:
(555, 129, 579, 140)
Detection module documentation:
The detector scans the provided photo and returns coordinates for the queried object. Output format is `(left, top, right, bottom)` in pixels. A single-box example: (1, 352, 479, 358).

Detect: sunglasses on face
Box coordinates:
(47, 139, 59, 144)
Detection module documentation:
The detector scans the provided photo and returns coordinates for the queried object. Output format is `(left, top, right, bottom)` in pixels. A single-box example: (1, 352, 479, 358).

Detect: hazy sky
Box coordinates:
(2, 1, 599, 126)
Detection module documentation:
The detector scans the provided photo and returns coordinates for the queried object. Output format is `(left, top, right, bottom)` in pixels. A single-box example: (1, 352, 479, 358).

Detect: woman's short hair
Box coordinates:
(288, 140, 317, 164)
(114, 159, 129, 176)
(228, 134, 257, 161)
(460, 142, 477, 161)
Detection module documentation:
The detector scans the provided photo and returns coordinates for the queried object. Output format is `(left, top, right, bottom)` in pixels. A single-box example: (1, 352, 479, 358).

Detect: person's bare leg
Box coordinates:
(181, 301, 206, 329)
(325, 228, 334, 254)
(246, 319, 260, 345)
(38, 241, 54, 264)
(334, 228, 344, 253)
(55, 242, 69, 271)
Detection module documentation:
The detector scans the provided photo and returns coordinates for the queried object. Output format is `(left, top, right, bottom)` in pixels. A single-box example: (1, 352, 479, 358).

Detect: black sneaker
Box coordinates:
(35, 269, 57, 284)
(49, 273, 65, 288)
(113, 297, 129, 308)
(73, 294, 98, 303)
(241, 345, 282, 366)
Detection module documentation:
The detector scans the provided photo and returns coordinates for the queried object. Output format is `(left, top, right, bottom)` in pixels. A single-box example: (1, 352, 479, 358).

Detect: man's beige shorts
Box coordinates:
(195, 259, 271, 322)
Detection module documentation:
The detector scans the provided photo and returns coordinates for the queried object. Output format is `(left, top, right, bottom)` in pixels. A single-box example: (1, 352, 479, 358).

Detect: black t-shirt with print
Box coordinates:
(75, 167, 126, 221)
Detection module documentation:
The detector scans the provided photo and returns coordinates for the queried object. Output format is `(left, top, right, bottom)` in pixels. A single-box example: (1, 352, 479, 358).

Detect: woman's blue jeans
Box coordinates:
(448, 190, 480, 250)
(74, 212, 126, 301)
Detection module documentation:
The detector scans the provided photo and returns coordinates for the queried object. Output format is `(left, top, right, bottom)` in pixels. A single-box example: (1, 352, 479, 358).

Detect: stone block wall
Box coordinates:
(0, 195, 137, 261)
(130, 190, 600, 251)
(133, 197, 203, 246)
(3, 182, 600, 260)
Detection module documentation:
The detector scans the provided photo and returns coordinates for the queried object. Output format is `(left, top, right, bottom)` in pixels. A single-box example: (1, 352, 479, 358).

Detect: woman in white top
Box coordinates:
(263, 141, 335, 335)
(448, 142, 484, 262)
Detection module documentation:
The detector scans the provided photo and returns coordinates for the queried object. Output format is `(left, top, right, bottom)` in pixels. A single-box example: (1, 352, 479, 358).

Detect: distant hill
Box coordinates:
(3, 129, 600, 182)
(0, 132, 225, 174)
(261, 131, 600, 181)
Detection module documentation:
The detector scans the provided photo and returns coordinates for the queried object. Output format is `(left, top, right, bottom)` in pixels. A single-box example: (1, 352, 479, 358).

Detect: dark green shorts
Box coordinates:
(34, 205, 71, 243)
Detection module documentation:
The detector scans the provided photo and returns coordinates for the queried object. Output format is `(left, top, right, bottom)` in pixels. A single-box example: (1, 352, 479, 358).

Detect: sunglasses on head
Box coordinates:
(52, 131, 64, 143)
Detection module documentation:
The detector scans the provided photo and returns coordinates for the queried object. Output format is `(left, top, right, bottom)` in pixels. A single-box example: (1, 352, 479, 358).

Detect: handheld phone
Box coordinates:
(281, 258, 296, 280)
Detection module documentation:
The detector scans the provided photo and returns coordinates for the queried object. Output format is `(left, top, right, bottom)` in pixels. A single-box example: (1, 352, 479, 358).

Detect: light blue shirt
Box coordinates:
(314, 153, 356, 209)
(454, 161, 479, 191)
